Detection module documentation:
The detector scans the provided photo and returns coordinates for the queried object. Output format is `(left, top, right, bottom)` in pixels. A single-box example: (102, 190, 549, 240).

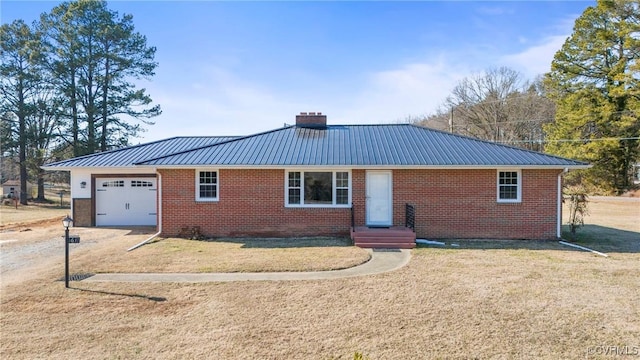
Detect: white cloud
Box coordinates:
(139, 66, 307, 141)
(138, 24, 578, 143)
(338, 58, 468, 124)
(138, 57, 471, 142)
(500, 14, 577, 78)
(501, 34, 569, 78)
(138, 35, 572, 144)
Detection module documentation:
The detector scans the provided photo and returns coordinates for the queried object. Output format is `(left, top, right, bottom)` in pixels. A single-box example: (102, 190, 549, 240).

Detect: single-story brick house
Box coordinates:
(43, 112, 588, 246)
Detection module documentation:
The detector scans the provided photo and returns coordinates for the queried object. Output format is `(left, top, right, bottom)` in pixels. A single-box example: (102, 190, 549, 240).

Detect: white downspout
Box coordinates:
(127, 171, 162, 251)
(556, 169, 567, 239)
(559, 241, 608, 257)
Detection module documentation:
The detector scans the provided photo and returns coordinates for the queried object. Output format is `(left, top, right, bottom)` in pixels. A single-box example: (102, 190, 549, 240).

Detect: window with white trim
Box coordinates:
(288, 171, 301, 204)
(335, 171, 349, 205)
(196, 170, 218, 201)
(286, 170, 351, 207)
(497, 170, 521, 203)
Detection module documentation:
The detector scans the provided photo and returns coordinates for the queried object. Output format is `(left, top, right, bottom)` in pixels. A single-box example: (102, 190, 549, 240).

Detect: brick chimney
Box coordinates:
(295, 112, 327, 128)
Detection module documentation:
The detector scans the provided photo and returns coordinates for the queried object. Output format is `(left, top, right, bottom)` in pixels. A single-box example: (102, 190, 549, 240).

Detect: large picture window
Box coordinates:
(196, 170, 218, 201)
(497, 170, 521, 203)
(286, 170, 350, 207)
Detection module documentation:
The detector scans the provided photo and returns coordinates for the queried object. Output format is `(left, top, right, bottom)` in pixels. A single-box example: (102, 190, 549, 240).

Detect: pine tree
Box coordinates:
(40, 0, 160, 156)
(0, 20, 45, 204)
(545, 0, 640, 194)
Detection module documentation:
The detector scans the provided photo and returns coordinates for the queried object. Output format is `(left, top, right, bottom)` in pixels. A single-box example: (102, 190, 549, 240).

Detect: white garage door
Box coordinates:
(95, 177, 157, 226)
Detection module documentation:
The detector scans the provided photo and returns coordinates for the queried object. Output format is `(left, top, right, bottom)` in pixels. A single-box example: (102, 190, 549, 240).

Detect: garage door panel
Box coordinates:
(95, 177, 157, 226)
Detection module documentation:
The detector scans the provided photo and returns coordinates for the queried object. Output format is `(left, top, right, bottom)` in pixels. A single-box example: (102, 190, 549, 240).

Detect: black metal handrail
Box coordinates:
(405, 203, 415, 231)
(350, 206, 355, 229)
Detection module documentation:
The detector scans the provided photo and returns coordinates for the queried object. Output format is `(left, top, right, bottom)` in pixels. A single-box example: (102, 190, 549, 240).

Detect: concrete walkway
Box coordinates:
(84, 249, 411, 283)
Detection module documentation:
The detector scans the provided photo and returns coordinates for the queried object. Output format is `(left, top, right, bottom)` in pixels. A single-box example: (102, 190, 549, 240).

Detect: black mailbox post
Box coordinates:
(62, 216, 78, 288)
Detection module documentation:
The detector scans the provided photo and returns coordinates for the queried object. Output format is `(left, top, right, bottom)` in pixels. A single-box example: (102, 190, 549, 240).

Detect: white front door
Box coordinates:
(95, 177, 157, 226)
(366, 171, 393, 226)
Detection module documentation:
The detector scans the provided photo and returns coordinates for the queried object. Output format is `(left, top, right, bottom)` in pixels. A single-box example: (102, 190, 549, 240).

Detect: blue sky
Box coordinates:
(2, 1, 591, 143)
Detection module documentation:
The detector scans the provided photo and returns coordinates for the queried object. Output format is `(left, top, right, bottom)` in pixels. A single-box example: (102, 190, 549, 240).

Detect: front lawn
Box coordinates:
(1, 196, 638, 359)
(82, 236, 371, 273)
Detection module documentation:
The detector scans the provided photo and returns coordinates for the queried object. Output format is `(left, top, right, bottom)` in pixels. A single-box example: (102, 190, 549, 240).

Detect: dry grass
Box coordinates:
(567, 196, 639, 233)
(0, 204, 69, 227)
(0, 184, 71, 227)
(1, 197, 639, 359)
(562, 197, 640, 253)
(81, 237, 371, 274)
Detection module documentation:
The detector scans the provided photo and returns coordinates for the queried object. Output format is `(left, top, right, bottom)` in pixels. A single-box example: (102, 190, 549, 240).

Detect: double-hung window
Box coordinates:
(497, 170, 521, 203)
(196, 170, 218, 201)
(286, 170, 351, 207)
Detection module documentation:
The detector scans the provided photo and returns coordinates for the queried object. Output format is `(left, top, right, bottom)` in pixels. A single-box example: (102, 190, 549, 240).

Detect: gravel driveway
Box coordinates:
(0, 224, 154, 285)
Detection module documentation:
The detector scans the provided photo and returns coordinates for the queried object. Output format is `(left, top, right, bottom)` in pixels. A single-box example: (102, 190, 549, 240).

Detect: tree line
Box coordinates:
(2, 0, 638, 199)
(416, 68, 555, 153)
(1, 0, 160, 204)
(417, 0, 639, 195)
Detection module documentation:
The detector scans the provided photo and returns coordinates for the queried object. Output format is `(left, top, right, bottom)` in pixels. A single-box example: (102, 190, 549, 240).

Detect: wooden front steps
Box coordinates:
(351, 226, 416, 249)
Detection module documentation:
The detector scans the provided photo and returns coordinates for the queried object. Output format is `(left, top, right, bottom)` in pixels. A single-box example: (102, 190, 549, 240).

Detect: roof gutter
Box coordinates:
(132, 164, 592, 170)
(41, 165, 159, 172)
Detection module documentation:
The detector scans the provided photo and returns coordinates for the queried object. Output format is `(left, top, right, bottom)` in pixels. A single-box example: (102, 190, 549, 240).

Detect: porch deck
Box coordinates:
(351, 226, 416, 249)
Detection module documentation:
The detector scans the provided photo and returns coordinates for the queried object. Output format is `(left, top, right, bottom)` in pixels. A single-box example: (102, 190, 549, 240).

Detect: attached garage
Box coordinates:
(95, 177, 157, 226)
(41, 137, 235, 228)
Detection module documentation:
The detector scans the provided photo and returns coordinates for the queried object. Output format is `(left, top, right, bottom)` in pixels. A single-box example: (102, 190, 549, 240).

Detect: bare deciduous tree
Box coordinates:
(417, 67, 555, 151)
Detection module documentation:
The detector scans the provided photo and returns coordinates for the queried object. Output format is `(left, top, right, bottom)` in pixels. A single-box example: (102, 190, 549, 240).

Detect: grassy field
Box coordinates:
(1, 197, 638, 359)
(86, 237, 371, 273)
(561, 196, 639, 253)
(0, 205, 69, 227)
(1, 185, 71, 227)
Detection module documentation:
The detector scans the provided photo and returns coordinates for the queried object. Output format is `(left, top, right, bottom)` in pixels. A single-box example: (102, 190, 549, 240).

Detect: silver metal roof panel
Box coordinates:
(133, 125, 588, 168)
(43, 136, 236, 168)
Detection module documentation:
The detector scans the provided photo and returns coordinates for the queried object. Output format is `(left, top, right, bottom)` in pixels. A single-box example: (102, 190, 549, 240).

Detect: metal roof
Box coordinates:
(43, 136, 237, 168)
(130, 124, 587, 168)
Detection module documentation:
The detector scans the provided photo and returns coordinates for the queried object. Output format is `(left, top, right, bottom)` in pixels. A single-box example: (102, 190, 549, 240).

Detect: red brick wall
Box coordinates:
(159, 168, 561, 239)
(159, 169, 351, 237)
(392, 169, 562, 239)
